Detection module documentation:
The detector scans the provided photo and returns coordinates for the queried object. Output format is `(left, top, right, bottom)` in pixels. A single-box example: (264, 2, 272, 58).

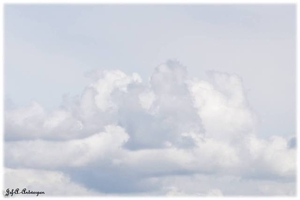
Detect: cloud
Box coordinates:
(5, 125, 129, 169)
(148, 173, 295, 196)
(187, 71, 257, 141)
(4, 168, 101, 196)
(4, 61, 296, 196)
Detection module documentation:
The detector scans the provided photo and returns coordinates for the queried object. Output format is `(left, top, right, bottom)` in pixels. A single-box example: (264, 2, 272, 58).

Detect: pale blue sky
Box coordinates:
(5, 5, 295, 137)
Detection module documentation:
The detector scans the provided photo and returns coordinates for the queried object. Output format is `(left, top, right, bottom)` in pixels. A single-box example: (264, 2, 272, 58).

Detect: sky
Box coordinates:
(4, 4, 296, 196)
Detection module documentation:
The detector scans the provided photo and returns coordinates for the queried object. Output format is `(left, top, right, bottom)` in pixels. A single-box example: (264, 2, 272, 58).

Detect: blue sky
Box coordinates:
(4, 4, 296, 196)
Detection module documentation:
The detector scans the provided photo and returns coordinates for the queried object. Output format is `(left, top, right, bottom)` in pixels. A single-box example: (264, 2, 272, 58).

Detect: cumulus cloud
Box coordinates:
(4, 168, 101, 196)
(187, 71, 257, 141)
(4, 61, 296, 196)
(5, 125, 129, 169)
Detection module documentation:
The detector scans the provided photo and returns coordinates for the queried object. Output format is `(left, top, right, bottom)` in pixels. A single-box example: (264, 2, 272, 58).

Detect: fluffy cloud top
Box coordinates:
(4, 61, 296, 196)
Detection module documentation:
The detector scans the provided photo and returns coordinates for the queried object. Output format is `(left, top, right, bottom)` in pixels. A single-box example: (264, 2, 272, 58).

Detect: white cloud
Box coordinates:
(91, 70, 142, 112)
(4, 168, 101, 196)
(5, 125, 129, 168)
(4, 61, 296, 196)
(187, 72, 257, 141)
(207, 189, 223, 196)
(139, 90, 156, 111)
(150, 173, 294, 196)
(243, 134, 296, 178)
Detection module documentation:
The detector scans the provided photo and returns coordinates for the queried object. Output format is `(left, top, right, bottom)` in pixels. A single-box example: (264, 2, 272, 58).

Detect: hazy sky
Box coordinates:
(5, 5, 296, 138)
(4, 4, 296, 196)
